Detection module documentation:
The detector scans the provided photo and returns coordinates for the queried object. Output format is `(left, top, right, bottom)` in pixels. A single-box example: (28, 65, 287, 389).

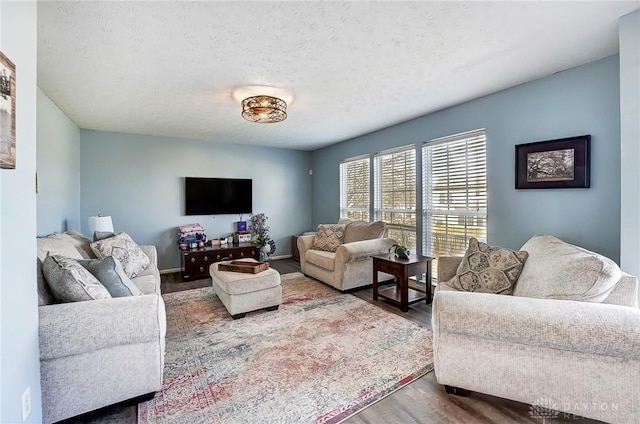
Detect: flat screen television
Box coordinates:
(185, 177, 252, 215)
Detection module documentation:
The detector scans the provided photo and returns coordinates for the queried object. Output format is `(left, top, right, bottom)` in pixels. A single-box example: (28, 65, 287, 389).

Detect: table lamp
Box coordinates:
(87, 215, 114, 237)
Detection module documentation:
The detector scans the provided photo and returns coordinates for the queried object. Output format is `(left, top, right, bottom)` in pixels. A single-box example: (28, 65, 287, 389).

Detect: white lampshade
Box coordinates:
(88, 215, 114, 236)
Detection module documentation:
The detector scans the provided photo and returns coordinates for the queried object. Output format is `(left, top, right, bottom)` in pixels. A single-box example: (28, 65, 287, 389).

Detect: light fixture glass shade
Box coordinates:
(88, 215, 114, 236)
(241, 95, 287, 123)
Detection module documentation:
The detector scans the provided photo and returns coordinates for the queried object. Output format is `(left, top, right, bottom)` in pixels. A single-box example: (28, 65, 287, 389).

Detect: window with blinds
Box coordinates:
(374, 146, 417, 251)
(340, 156, 370, 221)
(422, 129, 487, 277)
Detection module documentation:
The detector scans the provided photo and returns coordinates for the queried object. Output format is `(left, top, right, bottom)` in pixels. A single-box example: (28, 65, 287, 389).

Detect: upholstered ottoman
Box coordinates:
(210, 259, 282, 319)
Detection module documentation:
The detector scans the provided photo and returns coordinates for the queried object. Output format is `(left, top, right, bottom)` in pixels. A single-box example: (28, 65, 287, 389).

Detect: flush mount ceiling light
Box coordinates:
(241, 95, 287, 124)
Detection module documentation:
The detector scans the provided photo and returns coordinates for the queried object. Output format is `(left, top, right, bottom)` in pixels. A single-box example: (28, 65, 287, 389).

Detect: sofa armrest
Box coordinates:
(335, 237, 396, 264)
(437, 256, 462, 282)
(140, 245, 158, 265)
(39, 294, 166, 360)
(297, 235, 315, 258)
(432, 290, 640, 359)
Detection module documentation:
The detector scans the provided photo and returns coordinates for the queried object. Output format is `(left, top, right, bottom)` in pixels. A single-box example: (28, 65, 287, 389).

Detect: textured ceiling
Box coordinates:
(37, 1, 638, 151)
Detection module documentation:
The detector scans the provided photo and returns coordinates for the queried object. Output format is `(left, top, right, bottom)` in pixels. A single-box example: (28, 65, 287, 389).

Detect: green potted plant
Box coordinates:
(389, 244, 410, 259)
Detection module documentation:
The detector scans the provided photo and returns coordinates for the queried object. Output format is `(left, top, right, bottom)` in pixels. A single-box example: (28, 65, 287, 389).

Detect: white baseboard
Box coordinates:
(270, 254, 292, 260)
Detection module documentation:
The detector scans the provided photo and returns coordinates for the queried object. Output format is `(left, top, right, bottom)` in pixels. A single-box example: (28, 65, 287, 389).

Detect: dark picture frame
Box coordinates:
(515, 135, 591, 189)
(0, 51, 16, 169)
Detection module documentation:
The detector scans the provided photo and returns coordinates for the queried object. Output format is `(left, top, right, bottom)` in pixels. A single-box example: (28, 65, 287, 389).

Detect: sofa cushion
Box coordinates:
(42, 255, 112, 302)
(90, 232, 151, 278)
(37, 235, 83, 262)
(343, 220, 385, 244)
(56, 230, 96, 259)
(37, 259, 56, 306)
(445, 238, 528, 295)
(305, 249, 337, 271)
(312, 224, 346, 252)
(513, 234, 621, 302)
(78, 257, 143, 297)
(93, 231, 116, 241)
(132, 274, 159, 295)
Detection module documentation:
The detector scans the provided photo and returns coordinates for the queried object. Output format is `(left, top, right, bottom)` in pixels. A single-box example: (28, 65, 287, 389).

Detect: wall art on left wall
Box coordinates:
(0, 51, 16, 169)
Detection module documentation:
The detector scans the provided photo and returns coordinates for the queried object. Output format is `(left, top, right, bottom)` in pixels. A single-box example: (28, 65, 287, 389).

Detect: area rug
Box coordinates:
(138, 272, 434, 424)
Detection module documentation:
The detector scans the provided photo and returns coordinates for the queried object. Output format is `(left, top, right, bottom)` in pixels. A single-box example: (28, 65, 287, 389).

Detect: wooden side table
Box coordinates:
(372, 253, 434, 312)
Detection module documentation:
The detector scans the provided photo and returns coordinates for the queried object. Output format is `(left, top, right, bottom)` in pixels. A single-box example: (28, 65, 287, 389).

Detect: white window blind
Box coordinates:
(374, 146, 417, 251)
(340, 156, 370, 221)
(423, 129, 487, 277)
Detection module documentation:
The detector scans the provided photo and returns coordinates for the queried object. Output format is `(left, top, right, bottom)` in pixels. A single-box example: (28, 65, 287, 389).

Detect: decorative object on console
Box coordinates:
(241, 95, 287, 123)
(515, 134, 590, 189)
(236, 221, 247, 232)
(249, 213, 276, 258)
(0, 51, 16, 169)
(87, 215, 114, 239)
(177, 223, 206, 250)
(237, 231, 252, 243)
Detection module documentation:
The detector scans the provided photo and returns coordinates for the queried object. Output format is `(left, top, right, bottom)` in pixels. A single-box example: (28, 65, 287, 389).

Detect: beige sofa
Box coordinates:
(432, 235, 640, 423)
(297, 220, 396, 291)
(36, 231, 166, 423)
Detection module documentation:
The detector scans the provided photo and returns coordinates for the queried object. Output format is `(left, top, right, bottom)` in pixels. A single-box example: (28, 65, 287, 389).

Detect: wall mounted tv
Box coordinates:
(185, 177, 252, 215)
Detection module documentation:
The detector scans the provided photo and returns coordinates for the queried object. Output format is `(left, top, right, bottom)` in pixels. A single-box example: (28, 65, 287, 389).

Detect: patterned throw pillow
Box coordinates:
(42, 255, 112, 302)
(445, 238, 529, 295)
(312, 224, 346, 252)
(78, 256, 143, 297)
(90, 232, 151, 278)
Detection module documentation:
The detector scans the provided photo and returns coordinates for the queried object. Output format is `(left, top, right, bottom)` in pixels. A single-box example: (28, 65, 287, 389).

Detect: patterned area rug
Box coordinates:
(138, 273, 434, 424)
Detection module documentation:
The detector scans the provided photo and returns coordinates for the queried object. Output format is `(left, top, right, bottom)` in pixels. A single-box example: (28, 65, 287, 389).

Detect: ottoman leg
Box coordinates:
(266, 305, 279, 312)
(231, 313, 247, 320)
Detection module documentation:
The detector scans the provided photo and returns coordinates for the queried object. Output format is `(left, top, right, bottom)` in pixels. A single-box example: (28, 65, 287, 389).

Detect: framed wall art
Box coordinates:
(1, 51, 16, 169)
(515, 135, 591, 189)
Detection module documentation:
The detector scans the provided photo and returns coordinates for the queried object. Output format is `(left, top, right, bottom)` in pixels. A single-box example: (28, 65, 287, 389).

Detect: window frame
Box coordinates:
(373, 145, 417, 251)
(422, 129, 487, 271)
(339, 154, 371, 221)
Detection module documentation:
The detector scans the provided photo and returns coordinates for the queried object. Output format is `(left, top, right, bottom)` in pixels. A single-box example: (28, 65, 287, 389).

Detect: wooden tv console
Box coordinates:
(181, 243, 259, 281)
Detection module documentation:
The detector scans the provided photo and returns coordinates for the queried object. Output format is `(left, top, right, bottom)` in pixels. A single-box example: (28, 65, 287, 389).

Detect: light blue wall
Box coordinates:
(0, 2, 43, 423)
(312, 56, 621, 263)
(36, 88, 81, 235)
(619, 10, 640, 276)
(80, 130, 313, 270)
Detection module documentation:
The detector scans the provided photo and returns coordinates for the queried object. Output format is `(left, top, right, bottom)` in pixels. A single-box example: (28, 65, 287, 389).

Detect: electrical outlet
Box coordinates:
(21, 386, 31, 422)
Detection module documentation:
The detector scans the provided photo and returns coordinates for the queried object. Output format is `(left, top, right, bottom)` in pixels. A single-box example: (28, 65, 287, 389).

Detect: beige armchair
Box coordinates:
(297, 220, 396, 291)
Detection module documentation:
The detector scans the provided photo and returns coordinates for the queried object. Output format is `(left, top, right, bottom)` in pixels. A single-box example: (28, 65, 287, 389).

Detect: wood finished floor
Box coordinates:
(62, 259, 598, 424)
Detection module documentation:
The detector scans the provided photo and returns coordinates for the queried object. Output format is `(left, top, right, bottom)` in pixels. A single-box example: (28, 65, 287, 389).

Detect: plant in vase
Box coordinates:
(389, 226, 410, 259)
(389, 244, 410, 259)
(250, 213, 277, 261)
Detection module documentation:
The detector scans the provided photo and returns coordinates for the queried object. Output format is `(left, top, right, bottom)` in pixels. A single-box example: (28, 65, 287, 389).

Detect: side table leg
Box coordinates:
(372, 262, 379, 301)
(400, 267, 408, 312)
(426, 261, 433, 304)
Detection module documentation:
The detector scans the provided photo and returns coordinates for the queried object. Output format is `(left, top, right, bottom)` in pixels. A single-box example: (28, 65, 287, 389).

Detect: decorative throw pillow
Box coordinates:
(445, 238, 529, 295)
(42, 255, 112, 302)
(90, 232, 151, 278)
(312, 224, 346, 252)
(78, 256, 143, 297)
